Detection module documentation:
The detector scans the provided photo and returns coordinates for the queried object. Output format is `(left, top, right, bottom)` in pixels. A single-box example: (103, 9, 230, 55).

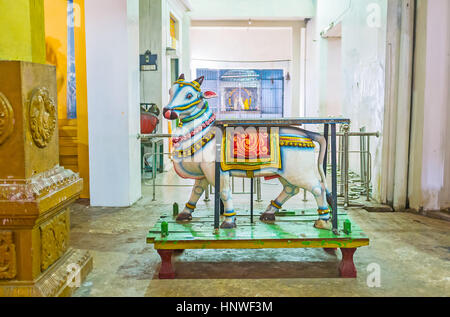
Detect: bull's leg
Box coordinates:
(219, 173, 236, 229)
(200, 164, 236, 229)
(176, 178, 209, 222)
(305, 182, 332, 230)
(281, 174, 332, 230)
(260, 178, 299, 223)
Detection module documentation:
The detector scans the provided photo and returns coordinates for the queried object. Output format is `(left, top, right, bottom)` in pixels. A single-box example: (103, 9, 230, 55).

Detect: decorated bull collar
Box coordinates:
(173, 111, 216, 148)
(174, 128, 216, 159)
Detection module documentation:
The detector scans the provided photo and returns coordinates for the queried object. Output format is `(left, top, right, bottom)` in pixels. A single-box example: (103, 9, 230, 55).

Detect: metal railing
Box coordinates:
(140, 127, 380, 208)
(141, 134, 177, 201)
(326, 126, 380, 208)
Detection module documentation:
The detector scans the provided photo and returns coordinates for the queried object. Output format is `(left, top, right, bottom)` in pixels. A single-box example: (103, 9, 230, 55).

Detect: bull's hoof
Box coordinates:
(260, 212, 276, 223)
(220, 220, 237, 229)
(314, 219, 332, 230)
(176, 212, 192, 222)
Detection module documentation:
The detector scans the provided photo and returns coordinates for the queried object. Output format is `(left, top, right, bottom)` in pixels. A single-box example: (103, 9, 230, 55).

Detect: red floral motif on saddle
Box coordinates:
(222, 128, 281, 172)
(232, 130, 271, 160)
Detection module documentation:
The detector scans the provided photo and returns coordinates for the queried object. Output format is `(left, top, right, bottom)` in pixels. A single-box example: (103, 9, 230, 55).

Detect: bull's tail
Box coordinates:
(302, 130, 333, 207)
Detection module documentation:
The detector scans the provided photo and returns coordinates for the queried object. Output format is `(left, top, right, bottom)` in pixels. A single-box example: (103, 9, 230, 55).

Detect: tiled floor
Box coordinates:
(71, 170, 450, 297)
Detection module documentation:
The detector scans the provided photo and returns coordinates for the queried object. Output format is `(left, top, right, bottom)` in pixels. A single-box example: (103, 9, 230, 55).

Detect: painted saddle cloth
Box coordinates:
(221, 127, 280, 171)
(221, 127, 315, 172)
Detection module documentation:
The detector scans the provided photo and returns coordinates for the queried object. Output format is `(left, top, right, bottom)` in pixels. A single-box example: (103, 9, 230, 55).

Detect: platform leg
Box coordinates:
(157, 250, 175, 279)
(339, 248, 357, 278)
(323, 248, 337, 255)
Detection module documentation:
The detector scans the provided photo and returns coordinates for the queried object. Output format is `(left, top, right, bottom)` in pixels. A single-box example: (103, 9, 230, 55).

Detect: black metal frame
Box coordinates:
(213, 117, 350, 235)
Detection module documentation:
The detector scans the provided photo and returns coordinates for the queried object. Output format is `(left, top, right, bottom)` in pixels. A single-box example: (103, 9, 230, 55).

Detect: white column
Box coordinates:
(299, 27, 306, 117)
(392, 0, 415, 210)
(85, 0, 141, 206)
(408, 0, 450, 211)
(419, 0, 450, 210)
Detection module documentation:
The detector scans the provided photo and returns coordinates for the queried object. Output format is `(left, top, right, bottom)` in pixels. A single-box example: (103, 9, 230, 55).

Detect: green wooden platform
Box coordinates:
(147, 208, 370, 278)
(147, 209, 369, 250)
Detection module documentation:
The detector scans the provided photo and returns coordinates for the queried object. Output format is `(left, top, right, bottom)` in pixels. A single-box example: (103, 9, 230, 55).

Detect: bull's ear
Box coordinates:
(178, 73, 185, 80)
(194, 76, 204, 86)
(203, 91, 217, 99)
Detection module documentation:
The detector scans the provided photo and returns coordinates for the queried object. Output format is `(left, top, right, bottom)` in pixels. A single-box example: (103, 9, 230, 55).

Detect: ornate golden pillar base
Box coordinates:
(0, 248, 92, 297)
(0, 61, 93, 296)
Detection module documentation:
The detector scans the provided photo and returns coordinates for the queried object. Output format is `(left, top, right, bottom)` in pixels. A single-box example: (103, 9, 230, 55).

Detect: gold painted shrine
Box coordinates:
(0, 61, 92, 297)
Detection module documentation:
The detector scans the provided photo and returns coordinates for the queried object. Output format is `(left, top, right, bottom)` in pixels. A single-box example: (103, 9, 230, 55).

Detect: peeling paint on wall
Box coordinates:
(310, 0, 388, 201)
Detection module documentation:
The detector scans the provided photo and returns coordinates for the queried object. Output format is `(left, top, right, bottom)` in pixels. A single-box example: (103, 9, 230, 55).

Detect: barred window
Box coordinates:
(196, 69, 284, 118)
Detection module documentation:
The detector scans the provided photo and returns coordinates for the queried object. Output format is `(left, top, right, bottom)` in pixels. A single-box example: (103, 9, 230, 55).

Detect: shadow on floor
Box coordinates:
(154, 260, 341, 279)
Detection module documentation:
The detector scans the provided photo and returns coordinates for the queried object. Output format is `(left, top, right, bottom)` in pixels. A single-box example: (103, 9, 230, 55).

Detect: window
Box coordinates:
(169, 14, 178, 49)
(197, 68, 284, 118)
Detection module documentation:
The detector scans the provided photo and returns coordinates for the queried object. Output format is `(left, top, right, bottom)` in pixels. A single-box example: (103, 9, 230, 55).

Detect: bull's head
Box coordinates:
(163, 74, 217, 121)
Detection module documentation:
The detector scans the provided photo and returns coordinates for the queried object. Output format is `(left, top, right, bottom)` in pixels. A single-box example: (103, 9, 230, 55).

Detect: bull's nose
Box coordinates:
(163, 107, 178, 120)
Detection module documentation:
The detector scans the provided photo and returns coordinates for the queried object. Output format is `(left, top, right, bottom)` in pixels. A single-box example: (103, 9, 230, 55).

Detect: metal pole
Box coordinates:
(256, 178, 262, 202)
(343, 124, 350, 209)
(339, 127, 344, 196)
(303, 189, 308, 202)
(366, 134, 371, 201)
(360, 127, 366, 187)
(214, 129, 221, 231)
(204, 184, 210, 202)
(323, 124, 329, 176)
(152, 140, 157, 202)
(331, 124, 338, 234)
(231, 176, 235, 193)
(250, 178, 254, 224)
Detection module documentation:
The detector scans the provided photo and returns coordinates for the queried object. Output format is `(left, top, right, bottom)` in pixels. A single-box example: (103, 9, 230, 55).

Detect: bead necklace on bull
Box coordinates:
(163, 74, 334, 230)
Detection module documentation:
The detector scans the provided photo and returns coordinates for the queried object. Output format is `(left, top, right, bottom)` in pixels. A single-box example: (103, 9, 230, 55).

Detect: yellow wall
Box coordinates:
(74, 0, 90, 198)
(43, 0, 90, 198)
(0, 0, 46, 63)
(0, 0, 89, 198)
(44, 0, 67, 120)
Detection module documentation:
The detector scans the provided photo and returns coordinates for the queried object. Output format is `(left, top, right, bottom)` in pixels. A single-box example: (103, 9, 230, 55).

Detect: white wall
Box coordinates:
(409, 0, 450, 211)
(85, 0, 141, 206)
(189, 0, 314, 20)
(421, 0, 450, 210)
(308, 0, 388, 199)
(191, 27, 292, 61)
(324, 37, 342, 116)
(190, 20, 304, 117)
(305, 17, 318, 117)
(140, 0, 163, 108)
(140, 0, 191, 170)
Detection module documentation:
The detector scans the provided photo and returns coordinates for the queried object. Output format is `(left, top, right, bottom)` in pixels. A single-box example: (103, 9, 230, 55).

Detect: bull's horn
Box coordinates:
(193, 76, 204, 86)
(178, 74, 185, 80)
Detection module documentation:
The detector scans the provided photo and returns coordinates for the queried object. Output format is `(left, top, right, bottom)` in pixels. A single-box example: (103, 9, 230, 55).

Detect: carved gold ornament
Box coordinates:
(0, 92, 14, 145)
(29, 87, 56, 148)
(40, 210, 70, 271)
(0, 231, 17, 280)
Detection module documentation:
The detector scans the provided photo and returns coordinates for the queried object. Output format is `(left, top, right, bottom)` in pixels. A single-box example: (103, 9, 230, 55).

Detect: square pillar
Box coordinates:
(85, 0, 141, 206)
(0, 61, 92, 297)
(0, 0, 46, 64)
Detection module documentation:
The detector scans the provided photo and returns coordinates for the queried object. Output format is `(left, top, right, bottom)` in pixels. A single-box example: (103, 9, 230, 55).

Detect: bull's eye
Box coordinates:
(186, 93, 193, 99)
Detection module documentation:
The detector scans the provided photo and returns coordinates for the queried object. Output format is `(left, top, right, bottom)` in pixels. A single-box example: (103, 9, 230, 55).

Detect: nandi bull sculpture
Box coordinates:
(163, 74, 333, 230)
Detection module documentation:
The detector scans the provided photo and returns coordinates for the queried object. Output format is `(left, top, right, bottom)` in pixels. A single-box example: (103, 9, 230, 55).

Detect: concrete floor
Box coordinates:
(72, 170, 450, 297)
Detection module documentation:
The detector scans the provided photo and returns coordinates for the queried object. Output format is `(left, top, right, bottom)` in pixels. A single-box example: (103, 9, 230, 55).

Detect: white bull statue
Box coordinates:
(163, 74, 333, 230)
